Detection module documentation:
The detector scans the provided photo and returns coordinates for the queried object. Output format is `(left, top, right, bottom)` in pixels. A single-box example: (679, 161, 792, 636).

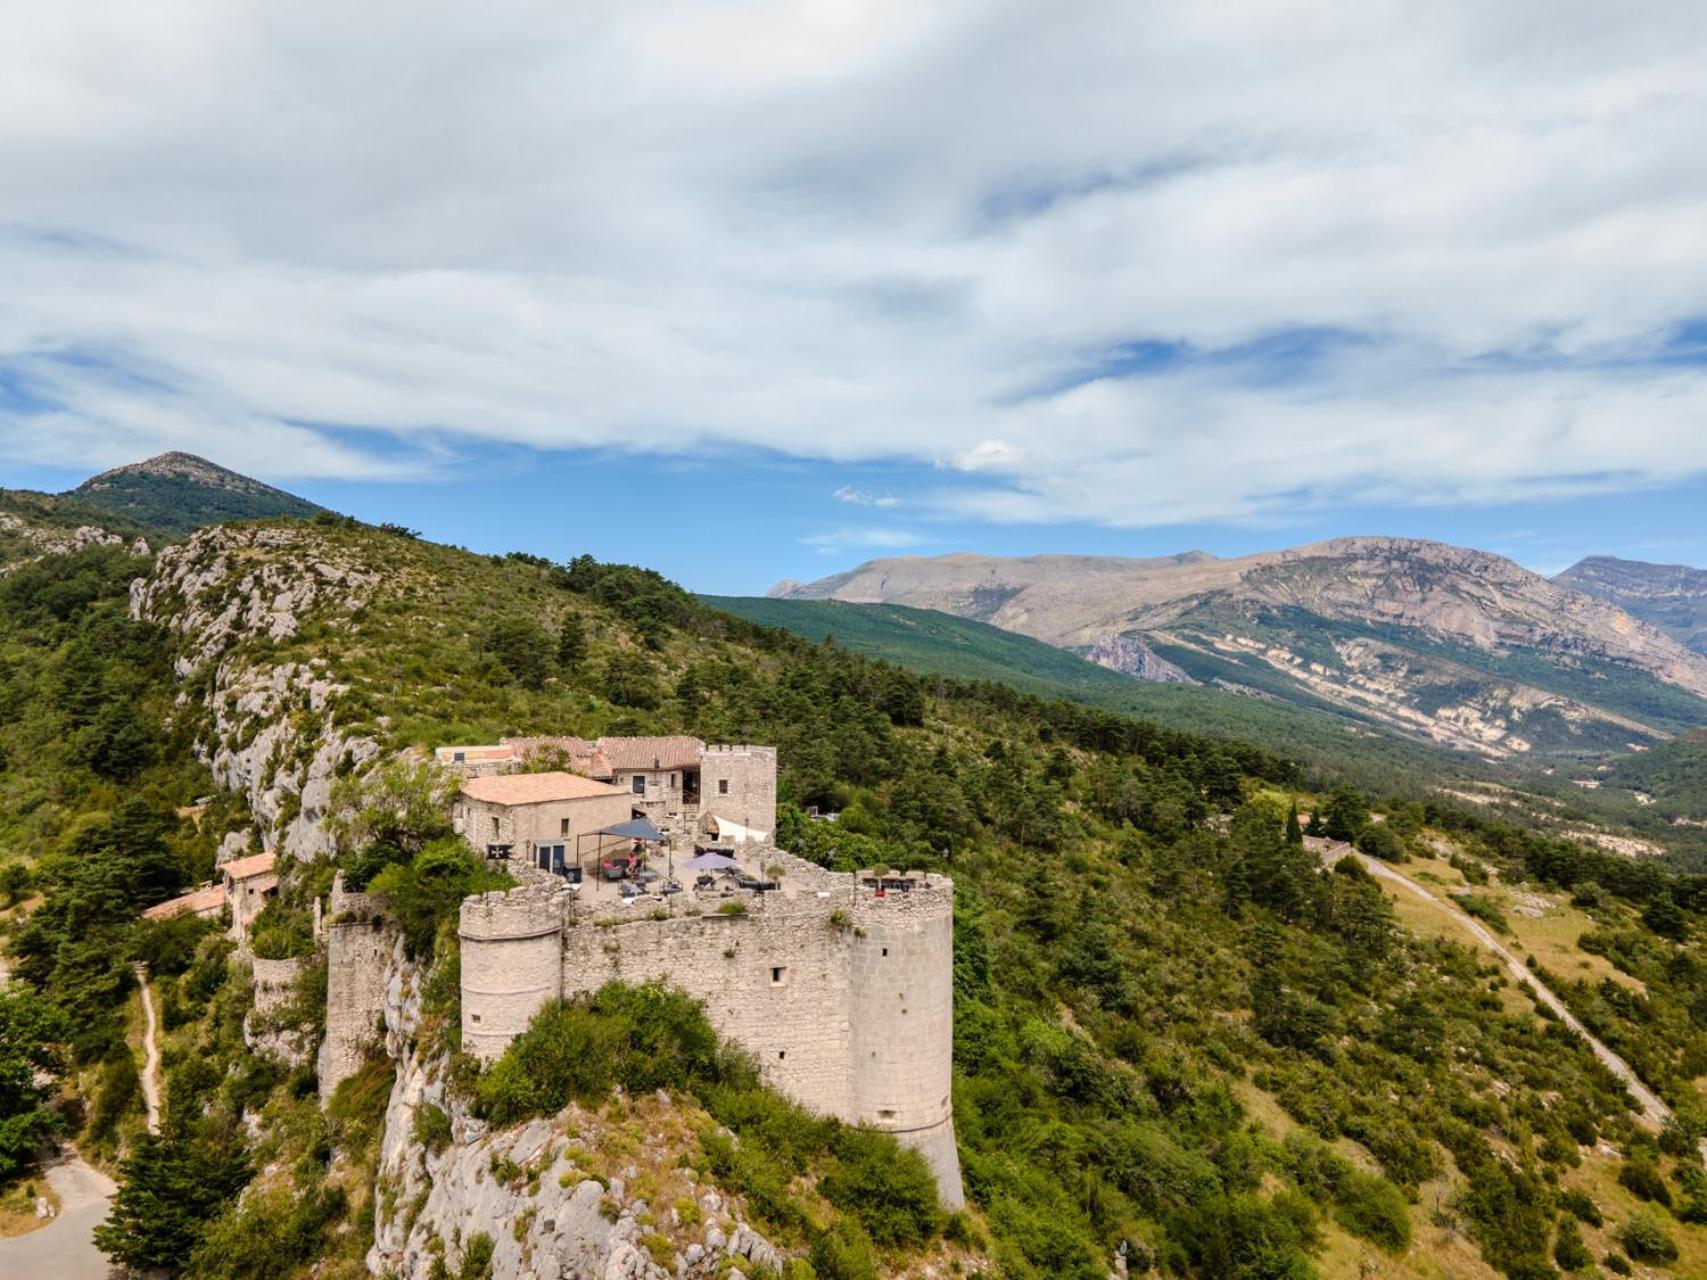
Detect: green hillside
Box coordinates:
(1612, 730, 1707, 820)
(70, 452, 323, 535)
(10, 525, 1707, 1279)
(703, 594, 1481, 791)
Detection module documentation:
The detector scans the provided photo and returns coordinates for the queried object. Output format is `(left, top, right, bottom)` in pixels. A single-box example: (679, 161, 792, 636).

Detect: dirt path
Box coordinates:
(133, 964, 162, 1134)
(0, 1147, 116, 1280)
(1310, 838, 1677, 1133)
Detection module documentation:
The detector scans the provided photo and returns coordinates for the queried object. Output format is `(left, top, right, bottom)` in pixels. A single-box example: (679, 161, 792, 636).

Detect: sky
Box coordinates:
(3, 1, 1707, 594)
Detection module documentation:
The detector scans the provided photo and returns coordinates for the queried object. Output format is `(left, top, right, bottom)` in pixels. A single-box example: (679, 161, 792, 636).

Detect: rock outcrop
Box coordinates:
(370, 1042, 794, 1280)
(776, 538, 1707, 756)
(130, 525, 382, 857)
(1557, 555, 1707, 658)
(0, 512, 148, 572)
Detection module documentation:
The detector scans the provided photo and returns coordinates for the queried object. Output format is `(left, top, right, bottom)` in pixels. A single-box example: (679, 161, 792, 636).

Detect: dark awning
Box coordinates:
(597, 816, 667, 843)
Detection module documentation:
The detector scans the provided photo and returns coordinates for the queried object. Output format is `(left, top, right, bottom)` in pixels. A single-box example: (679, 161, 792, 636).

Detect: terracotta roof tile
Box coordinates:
(142, 884, 225, 920)
(461, 771, 627, 805)
(222, 852, 277, 881)
(596, 736, 704, 772)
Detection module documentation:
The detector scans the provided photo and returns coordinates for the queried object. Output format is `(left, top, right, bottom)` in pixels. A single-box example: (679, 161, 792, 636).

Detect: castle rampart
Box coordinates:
(457, 851, 962, 1207)
(319, 874, 397, 1102)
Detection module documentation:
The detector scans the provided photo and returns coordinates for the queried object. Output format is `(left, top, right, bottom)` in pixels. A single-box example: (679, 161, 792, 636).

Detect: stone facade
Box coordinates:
(318, 874, 397, 1102)
(222, 853, 278, 941)
(458, 852, 962, 1207)
(438, 737, 778, 842)
(452, 775, 637, 875)
(245, 955, 312, 1066)
(699, 744, 777, 838)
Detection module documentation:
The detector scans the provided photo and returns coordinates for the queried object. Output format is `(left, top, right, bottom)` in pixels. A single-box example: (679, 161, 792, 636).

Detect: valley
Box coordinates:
(4, 461, 1707, 1280)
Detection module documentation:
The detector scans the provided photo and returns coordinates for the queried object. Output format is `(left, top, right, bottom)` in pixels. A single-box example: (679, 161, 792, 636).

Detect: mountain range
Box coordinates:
(1557, 555, 1707, 657)
(769, 539, 1707, 763)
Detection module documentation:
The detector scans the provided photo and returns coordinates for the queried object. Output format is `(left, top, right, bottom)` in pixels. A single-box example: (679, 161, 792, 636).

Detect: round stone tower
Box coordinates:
(458, 884, 568, 1062)
(847, 875, 963, 1209)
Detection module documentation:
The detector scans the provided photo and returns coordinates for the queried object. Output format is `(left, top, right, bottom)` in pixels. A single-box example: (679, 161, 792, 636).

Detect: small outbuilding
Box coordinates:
(454, 771, 636, 875)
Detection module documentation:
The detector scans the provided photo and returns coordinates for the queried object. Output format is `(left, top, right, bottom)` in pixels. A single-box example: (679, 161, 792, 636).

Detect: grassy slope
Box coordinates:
(69, 472, 322, 536)
(17, 522, 1707, 1279)
(703, 594, 1475, 793)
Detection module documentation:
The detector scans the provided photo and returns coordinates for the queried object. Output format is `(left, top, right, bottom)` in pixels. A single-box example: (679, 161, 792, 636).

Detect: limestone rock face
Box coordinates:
(777, 537, 1707, 757)
(130, 525, 382, 857)
(1557, 555, 1707, 658)
(368, 1054, 789, 1280)
(0, 511, 147, 573)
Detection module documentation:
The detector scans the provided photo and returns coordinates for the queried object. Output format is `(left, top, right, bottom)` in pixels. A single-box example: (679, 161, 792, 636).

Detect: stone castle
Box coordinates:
(316, 735, 963, 1210)
(458, 851, 963, 1209)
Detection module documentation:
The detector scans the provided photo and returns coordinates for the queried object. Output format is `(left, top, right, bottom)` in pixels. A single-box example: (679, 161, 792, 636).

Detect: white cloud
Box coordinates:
(0, 0, 1704, 518)
(833, 484, 901, 508)
(801, 527, 931, 554)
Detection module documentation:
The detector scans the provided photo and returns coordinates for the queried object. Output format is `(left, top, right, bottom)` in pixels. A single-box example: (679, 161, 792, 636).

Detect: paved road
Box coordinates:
(134, 965, 162, 1133)
(0, 1148, 116, 1280)
(1311, 838, 1676, 1132)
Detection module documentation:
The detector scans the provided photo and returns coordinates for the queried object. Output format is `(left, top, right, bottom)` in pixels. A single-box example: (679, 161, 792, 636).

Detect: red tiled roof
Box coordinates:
(596, 736, 704, 772)
(222, 851, 277, 882)
(503, 737, 612, 778)
(461, 771, 626, 806)
(142, 884, 225, 920)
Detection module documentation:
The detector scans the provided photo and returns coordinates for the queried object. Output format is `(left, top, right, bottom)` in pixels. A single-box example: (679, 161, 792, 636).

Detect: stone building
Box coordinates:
(437, 735, 778, 841)
(222, 852, 278, 940)
(140, 850, 280, 941)
(453, 771, 637, 875)
(457, 851, 962, 1208)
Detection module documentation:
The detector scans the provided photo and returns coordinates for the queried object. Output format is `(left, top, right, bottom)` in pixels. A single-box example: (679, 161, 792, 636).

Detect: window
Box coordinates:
(670, 773, 677, 787)
(778, 1050, 786, 1060)
(453, 751, 466, 763)
(881, 947, 888, 957)
(560, 818, 570, 836)
(718, 779, 730, 795)
(878, 1109, 895, 1120)
(770, 966, 787, 986)
(490, 816, 501, 837)
(632, 775, 646, 794)
(470, 1013, 481, 1024)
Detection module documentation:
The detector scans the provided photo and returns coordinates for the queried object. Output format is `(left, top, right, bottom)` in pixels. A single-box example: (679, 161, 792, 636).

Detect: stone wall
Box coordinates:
(455, 792, 635, 868)
(700, 745, 777, 837)
(458, 885, 571, 1061)
(456, 851, 962, 1206)
(318, 875, 397, 1102)
(245, 955, 312, 1066)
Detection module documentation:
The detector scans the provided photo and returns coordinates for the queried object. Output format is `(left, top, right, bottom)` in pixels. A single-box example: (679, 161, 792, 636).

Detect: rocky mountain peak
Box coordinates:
(80, 451, 273, 494)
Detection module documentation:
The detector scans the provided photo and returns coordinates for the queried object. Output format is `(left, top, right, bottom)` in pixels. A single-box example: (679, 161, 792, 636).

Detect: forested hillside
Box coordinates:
(6, 518, 1707, 1278)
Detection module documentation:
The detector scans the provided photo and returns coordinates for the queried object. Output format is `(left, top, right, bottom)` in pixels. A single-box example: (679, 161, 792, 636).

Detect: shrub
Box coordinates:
(1557, 1188, 1602, 1226)
(412, 1102, 453, 1155)
(1617, 1209, 1678, 1263)
(809, 1217, 878, 1280)
(1553, 1215, 1593, 1271)
(1604, 1251, 1632, 1275)
(473, 984, 721, 1125)
(819, 1127, 942, 1248)
(1332, 1170, 1411, 1251)
(1356, 822, 1407, 862)
(1617, 1154, 1671, 1207)
(1453, 893, 1509, 935)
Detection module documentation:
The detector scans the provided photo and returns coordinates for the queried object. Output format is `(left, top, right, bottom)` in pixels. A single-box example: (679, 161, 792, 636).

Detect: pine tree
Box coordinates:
(1285, 800, 1304, 846)
(557, 611, 588, 670)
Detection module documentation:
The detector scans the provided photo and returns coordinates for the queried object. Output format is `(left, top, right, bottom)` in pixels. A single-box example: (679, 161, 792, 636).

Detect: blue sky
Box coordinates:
(7, 446, 1705, 596)
(3, 2, 1707, 593)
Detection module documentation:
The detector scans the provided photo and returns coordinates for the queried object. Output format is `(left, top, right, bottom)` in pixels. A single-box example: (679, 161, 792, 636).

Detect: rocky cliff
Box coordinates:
(776, 538, 1707, 759)
(130, 523, 382, 857)
(1557, 555, 1707, 658)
